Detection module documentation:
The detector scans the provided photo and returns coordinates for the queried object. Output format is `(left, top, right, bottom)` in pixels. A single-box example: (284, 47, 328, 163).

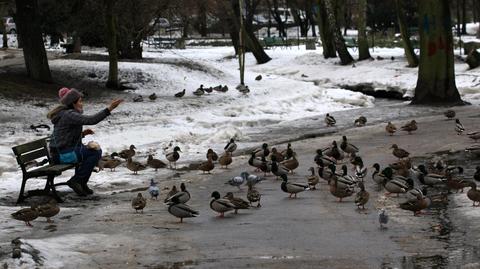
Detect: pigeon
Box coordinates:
(379, 209, 388, 229)
(243, 172, 265, 186)
(148, 179, 160, 200)
(455, 119, 465, 135)
(444, 110, 456, 120)
(225, 174, 245, 190)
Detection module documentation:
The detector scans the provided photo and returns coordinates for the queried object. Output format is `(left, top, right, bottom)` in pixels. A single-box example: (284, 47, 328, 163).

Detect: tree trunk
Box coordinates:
(15, 0, 52, 83)
(288, 0, 309, 37)
(198, 0, 208, 37)
(395, 0, 418, 67)
(357, 0, 371, 60)
(461, 0, 467, 34)
(182, 16, 189, 38)
(73, 34, 81, 53)
(324, 0, 353, 65)
(269, 0, 287, 37)
(412, 0, 462, 105)
(104, 0, 119, 89)
(316, 0, 336, 58)
(1, 18, 7, 48)
(230, 0, 271, 64)
(306, 0, 316, 37)
(456, 0, 461, 35)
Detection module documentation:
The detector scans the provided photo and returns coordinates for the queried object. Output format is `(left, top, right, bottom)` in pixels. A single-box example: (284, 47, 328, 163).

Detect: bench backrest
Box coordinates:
(12, 137, 51, 172)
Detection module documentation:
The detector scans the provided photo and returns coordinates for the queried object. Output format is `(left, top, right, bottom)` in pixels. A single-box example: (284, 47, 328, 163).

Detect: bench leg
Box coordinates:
(47, 176, 63, 203)
(16, 177, 27, 204)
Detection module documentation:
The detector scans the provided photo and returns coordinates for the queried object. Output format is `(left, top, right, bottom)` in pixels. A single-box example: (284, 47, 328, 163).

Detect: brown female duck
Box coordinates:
(218, 152, 233, 168)
(38, 199, 60, 223)
(11, 206, 39, 227)
(467, 182, 480, 206)
(147, 155, 167, 171)
(198, 157, 214, 174)
(401, 120, 417, 134)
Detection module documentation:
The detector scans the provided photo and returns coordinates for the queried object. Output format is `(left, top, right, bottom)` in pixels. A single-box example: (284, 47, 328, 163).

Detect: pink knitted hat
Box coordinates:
(58, 87, 82, 106)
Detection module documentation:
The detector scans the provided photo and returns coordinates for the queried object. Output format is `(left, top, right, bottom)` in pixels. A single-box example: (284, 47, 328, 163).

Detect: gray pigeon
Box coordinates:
(379, 209, 388, 229)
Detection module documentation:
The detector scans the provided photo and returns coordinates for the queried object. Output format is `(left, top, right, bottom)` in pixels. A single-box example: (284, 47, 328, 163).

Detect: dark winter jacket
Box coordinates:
(47, 105, 110, 151)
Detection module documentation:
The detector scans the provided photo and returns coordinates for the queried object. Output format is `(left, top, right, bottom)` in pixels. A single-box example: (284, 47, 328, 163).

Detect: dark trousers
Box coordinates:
(51, 144, 102, 185)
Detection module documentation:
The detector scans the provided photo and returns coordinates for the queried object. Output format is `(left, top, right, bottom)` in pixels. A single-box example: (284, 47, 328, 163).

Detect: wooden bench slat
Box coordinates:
(12, 138, 47, 156)
(18, 148, 49, 164)
(26, 164, 75, 177)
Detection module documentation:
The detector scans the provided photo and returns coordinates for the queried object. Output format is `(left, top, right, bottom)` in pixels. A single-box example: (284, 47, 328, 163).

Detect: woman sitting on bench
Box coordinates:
(47, 87, 123, 196)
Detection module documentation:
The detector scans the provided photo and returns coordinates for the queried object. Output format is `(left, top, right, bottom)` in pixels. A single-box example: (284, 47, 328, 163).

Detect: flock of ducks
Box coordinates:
(133, 85, 231, 102)
(12, 109, 480, 228)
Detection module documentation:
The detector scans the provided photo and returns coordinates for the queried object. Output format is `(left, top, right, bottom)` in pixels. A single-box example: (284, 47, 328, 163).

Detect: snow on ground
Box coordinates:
(1, 44, 480, 196)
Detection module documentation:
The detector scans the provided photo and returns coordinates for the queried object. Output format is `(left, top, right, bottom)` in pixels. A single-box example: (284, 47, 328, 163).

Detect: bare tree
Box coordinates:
(324, 0, 353, 64)
(315, 0, 336, 58)
(413, 0, 462, 104)
(356, 0, 371, 60)
(395, 0, 418, 67)
(15, 0, 52, 82)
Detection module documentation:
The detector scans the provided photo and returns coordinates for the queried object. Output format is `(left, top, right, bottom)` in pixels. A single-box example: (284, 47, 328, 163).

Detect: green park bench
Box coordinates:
(344, 36, 357, 52)
(152, 37, 177, 49)
(263, 36, 287, 49)
(12, 137, 75, 204)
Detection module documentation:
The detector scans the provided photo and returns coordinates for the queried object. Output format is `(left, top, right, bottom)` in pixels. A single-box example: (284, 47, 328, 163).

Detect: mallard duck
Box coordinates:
(389, 158, 412, 177)
(322, 141, 344, 161)
(174, 89, 186, 98)
(280, 153, 299, 173)
(307, 167, 320, 190)
(446, 173, 469, 193)
(379, 209, 388, 229)
(148, 179, 160, 200)
(132, 193, 146, 213)
(247, 181, 261, 207)
(371, 164, 388, 186)
(399, 192, 431, 216)
(147, 155, 167, 171)
(255, 74, 262, 81)
(383, 174, 411, 196)
(204, 86, 213, 93)
(37, 200, 60, 223)
(444, 109, 456, 119)
(213, 85, 222, 91)
(127, 158, 147, 175)
(225, 173, 246, 190)
(166, 146, 181, 169)
(406, 187, 428, 202)
(325, 113, 336, 127)
(167, 195, 199, 223)
(354, 116, 367, 127)
(401, 120, 417, 134)
(386, 122, 397, 136)
(355, 182, 369, 209)
(165, 183, 190, 204)
(416, 165, 447, 186)
(164, 185, 178, 203)
(218, 152, 233, 168)
(133, 95, 143, 102)
(329, 175, 355, 202)
(224, 138, 237, 154)
(210, 191, 235, 217)
(354, 158, 368, 182)
(193, 85, 205, 96)
(467, 182, 480, 206)
(391, 144, 410, 159)
(467, 131, 480, 142)
(455, 119, 465, 135)
(281, 143, 294, 160)
(198, 157, 214, 174)
(118, 145, 136, 159)
(149, 93, 157, 101)
(248, 152, 270, 175)
(101, 157, 122, 172)
(271, 155, 289, 179)
(12, 206, 39, 227)
(220, 85, 229, 92)
(335, 165, 358, 188)
(314, 149, 336, 167)
(224, 192, 249, 214)
(254, 143, 270, 158)
(270, 148, 284, 162)
(474, 166, 480, 182)
(280, 174, 309, 198)
(322, 164, 337, 183)
(340, 136, 359, 156)
(238, 85, 250, 94)
(206, 149, 219, 162)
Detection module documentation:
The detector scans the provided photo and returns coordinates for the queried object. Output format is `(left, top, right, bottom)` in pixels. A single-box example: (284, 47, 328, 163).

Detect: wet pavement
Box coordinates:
(1, 104, 480, 268)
